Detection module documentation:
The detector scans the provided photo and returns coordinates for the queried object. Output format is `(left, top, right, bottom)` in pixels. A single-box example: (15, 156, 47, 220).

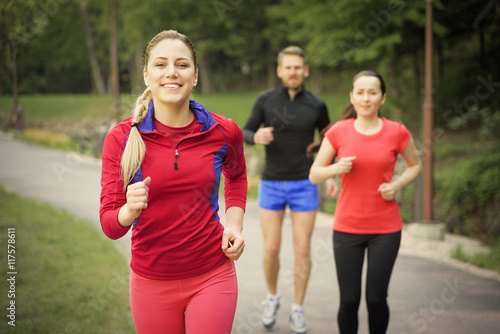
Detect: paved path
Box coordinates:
(1, 134, 500, 334)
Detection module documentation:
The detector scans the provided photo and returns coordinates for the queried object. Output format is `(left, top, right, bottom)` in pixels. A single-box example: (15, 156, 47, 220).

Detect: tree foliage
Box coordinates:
(0, 0, 498, 131)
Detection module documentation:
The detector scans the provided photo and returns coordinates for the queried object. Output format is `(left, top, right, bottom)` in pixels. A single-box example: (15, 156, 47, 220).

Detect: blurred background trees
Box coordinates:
(1, 0, 498, 129)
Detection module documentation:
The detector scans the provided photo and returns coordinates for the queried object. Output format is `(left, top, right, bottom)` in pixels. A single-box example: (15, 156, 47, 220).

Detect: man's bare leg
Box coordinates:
(259, 208, 285, 295)
(290, 210, 317, 305)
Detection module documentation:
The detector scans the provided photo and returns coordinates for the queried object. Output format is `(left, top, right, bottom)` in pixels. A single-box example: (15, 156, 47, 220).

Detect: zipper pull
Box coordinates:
(174, 149, 179, 170)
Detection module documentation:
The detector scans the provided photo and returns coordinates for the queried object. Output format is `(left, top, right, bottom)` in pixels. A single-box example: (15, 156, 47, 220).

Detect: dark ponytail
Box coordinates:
(306, 103, 356, 157)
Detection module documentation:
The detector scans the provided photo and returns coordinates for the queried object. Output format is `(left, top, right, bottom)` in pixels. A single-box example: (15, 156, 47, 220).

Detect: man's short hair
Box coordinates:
(277, 46, 307, 66)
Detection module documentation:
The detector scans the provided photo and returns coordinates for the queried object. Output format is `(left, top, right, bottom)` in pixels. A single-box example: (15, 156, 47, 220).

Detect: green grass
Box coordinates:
(0, 92, 347, 129)
(194, 92, 261, 127)
(19, 128, 74, 150)
(0, 185, 135, 334)
(0, 94, 118, 121)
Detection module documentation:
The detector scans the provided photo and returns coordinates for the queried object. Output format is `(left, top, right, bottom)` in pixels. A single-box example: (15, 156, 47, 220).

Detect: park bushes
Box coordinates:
(438, 146, 500, 244)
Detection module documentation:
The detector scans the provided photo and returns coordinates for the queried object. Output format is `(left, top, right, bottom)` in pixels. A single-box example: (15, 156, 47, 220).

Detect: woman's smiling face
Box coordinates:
(143, 38, 198, 108)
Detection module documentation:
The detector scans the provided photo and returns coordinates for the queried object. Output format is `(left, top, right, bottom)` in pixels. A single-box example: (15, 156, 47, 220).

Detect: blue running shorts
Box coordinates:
(257, 179, 319, 212)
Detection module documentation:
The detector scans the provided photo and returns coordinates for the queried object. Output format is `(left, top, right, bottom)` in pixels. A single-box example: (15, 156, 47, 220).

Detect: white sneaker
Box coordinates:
(261, 293, 280, 328)
(289, 305, 307, 334)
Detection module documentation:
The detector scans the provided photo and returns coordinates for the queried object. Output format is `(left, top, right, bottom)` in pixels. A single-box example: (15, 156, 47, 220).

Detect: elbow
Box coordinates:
(415, 161, 423, 176)
(100, 224, 115, 240)
(100, 209, 128, 240)
(406, 163, 422, 185)
(100, 220, 119, 240)
(406, 159, 422, 178)
(308, 171, 320, 185)
(242, 130, 255, 145)
(101, 225, 125, 241)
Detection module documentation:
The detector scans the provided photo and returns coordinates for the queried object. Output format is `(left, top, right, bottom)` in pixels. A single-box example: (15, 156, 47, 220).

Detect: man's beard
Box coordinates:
(285, 77, 303, 90)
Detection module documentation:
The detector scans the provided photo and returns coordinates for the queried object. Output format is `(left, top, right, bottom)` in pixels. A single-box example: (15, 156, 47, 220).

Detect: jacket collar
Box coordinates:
(280, 85, 305, 100)
(137, 99, 216, 133)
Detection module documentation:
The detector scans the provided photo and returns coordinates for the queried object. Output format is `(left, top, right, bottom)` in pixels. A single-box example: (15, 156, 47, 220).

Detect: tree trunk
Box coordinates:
(199, 53, 213, 95)
(0, 26, 4, 97)
(110, 0, 120, 123)
(414, 52, 422, 106)
(309, 68, 323, 96)
(388, 59, 402, 121)
(129, 34, 145, 94)
(436, 39, 443, 94)
(0, 59, 3, 97)
(10, 40, 19, 129)
(266, 50, 276, 89)
(80, 0, 106, 95)
(478, 23, 485, 71)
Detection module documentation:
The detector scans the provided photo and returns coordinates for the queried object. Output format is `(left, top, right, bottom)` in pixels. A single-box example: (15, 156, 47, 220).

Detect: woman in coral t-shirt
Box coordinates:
(309, 71, 421, 334)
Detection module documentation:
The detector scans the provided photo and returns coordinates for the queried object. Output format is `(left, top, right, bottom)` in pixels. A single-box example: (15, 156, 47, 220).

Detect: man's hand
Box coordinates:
(253, 127, 274, 145)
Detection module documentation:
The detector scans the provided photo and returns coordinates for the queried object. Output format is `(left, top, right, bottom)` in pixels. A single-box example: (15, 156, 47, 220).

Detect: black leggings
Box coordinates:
(333, 230, 401, 334)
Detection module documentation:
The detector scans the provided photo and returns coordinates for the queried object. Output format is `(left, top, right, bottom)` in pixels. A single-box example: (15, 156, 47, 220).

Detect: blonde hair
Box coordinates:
(277, 45, 307, 66)
(120, 30, 198, 189)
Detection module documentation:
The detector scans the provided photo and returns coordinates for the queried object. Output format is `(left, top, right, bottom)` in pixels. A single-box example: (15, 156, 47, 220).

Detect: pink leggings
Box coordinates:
(130, 260, 237, 334)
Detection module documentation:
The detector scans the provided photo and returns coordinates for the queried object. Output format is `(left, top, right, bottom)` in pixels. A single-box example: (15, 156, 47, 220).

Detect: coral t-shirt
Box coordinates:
(325, 118, 411, 234)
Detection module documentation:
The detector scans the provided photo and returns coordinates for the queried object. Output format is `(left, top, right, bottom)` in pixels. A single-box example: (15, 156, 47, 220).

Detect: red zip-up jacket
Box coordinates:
(100, 100, 247, 280)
